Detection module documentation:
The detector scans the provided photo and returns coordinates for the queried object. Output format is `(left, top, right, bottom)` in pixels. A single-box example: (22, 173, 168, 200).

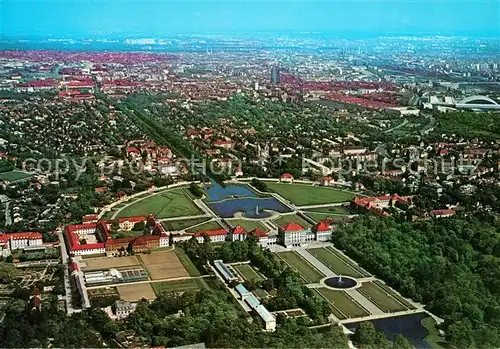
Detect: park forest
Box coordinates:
(0, 215, 498, 348)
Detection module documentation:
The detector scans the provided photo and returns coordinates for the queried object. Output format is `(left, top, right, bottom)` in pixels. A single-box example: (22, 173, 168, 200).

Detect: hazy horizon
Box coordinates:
(1, 0, 499, 39)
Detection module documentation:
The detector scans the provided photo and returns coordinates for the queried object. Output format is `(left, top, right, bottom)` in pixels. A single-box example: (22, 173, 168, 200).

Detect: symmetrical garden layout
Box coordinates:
(103, 181, 358, 236)
(84, 180, 441, 348)
(276, 246, 421, 322)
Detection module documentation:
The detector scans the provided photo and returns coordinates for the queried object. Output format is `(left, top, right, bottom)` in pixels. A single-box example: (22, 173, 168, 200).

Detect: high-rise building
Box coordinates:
(271, 66, 280, 84)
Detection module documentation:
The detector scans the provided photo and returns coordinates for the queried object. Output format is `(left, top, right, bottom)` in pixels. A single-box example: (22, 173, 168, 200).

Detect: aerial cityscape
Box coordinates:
(0, 1, 499, 348)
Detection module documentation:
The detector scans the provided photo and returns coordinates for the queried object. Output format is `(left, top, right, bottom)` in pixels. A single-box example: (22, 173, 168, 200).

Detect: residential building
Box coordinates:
(430, 209, 455, 218)
(0, 232, 43, 251)
(115, 300, 136, 320)
(280, 173, 294, 183)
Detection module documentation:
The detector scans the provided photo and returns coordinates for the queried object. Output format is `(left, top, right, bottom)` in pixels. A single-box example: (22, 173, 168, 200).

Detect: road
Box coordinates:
(420, 113, 436, 136)
(4, 200, 11, 226)
(340, 309, 426, 324)
(295, 202, 349, 210)
(384, 119, 409, 133)
(85, 274, 211, 290)
(57, 229, 77, 315)
(158, 213, 211, 222)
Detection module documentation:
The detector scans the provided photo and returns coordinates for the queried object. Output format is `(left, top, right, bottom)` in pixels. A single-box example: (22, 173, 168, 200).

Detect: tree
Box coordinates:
(353, 322, 378, 347)
(0, 262, 17, 282)
(188, 183, 204, 198)
(333, 216, 500, 348)
(392, 334, 414, 349)
(111, 221, 120, 231)
(251, 178, 268, 192)
(133, 221, 146, 231)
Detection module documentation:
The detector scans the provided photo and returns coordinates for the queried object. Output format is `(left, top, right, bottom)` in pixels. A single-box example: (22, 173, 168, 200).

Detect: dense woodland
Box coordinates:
(127, 291, 348, 348)
(332, 216, 500, 348)
(0, 286, 348, 348)
(432, 111, 500, 141)
(353, 322, 414, 349)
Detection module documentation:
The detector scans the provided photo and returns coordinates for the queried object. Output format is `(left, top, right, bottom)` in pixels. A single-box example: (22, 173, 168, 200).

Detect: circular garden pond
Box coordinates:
(323, 276, 358, 289)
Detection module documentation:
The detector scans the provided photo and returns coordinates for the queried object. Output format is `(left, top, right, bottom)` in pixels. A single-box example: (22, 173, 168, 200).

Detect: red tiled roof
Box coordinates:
(113, 216, 145, 224)
(66, 80, 94, 88)
(83, 214, 98, 221)
(280, 222, 304, 232)
(194, 229, 227, 237)
(0, 232, 42, 240)
(127, 147, 140, 154)
(280, 173, 294, 179)
(31, 296, 41, 308)
(232, 226, 246, 235)
(431, 209, 455, 216)
(65, 223, 105, 252)
(315, 221, 331, 232)
(213, 139, 234, 145)
(72, 243, 105, 251)
(253, 228, 268, 238)
(69, 262, 79, 273)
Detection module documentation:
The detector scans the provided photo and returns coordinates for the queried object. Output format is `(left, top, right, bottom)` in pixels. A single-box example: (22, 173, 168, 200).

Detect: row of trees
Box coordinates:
(353, 322, 414, 349)
(332, 216, 500, 348)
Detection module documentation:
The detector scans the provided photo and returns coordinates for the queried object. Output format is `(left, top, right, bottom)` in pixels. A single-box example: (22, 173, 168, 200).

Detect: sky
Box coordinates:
(1, 0, 499, 38)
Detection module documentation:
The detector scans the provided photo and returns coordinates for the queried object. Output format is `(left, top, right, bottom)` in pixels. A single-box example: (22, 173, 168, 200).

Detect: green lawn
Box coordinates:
(174, 248, 203, 276)
(103, 210, 117, 219)
(272, 214, 312, 229)
(277, 251, 324, 283)
(233, 264, 264, 281)
(374, 280, 417, 310)
(226, 219, 269, 232)
(326, 247, 371, 277)
(116, 188, 202, 219)
(111, 229, 147, 239)
(304, 212, 348, 223)
(313, 289, 347, 320)
(357, 282, 408, 313)
(266, 182, 355, 206)
(317, 288, 369, 319)
(0, 170, 33, 182)
(185, 220, 223, 233)
(422, 316, 447, 349)
(135, 192, 152, 199)
(161, 217, 210, 231)
(152, 278, 208, 295)
(254, 288, 269, 299)
(305, 206, 352, 215)
(308, 247, 364, 278)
